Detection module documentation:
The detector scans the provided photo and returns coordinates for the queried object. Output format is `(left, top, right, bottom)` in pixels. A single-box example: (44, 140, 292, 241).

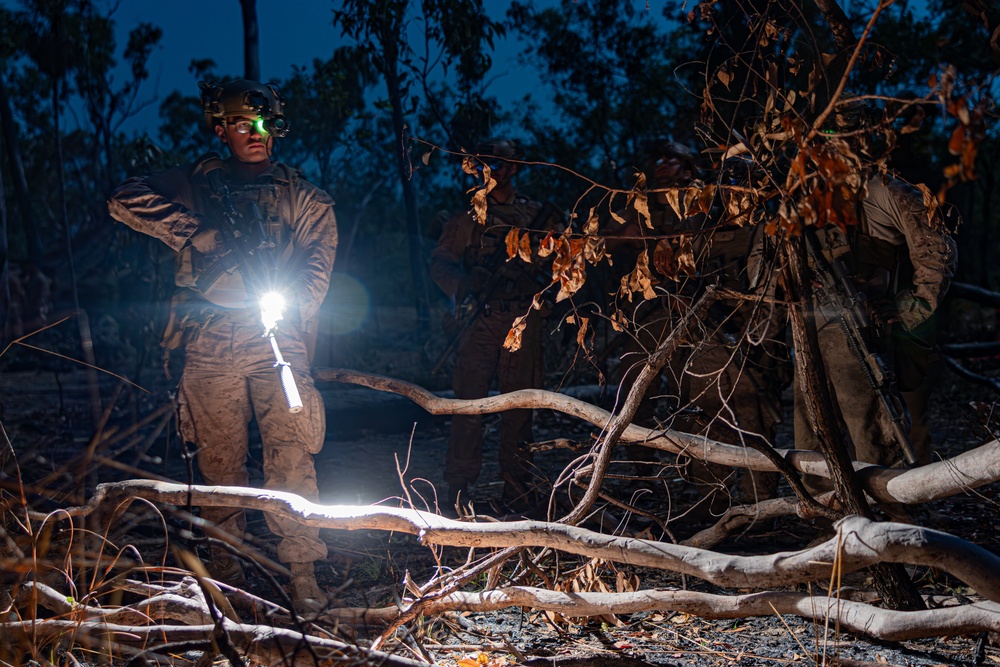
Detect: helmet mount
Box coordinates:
(199, 79, 291, 138)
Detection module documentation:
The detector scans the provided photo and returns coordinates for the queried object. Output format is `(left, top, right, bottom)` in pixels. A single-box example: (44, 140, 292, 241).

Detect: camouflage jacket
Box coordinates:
(430, 191, 556, 303)
(108, 155, 338, 326)
(814, 173, 957, 331)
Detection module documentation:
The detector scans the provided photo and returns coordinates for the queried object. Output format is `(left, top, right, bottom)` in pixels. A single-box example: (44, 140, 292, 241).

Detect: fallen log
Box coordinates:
(56, 481, 1000, 603)
(312, 368, 1000, 506)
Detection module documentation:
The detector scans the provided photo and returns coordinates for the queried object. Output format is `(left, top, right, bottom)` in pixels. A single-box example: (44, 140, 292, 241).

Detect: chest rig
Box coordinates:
(815, 207, 911, 300)
(463, 194, 542, 269)
(186, 156, 299, 306)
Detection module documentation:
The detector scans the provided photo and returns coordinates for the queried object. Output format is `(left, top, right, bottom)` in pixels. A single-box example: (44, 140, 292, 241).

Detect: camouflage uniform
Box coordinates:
(430, 192, 550, 503)
(108, 154, 337, 565)
(795, 173, 955, 479)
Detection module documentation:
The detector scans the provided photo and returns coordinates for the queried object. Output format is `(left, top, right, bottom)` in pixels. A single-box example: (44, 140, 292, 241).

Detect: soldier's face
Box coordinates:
(216, 115, 273, 163)
(654, 156, 691, 187)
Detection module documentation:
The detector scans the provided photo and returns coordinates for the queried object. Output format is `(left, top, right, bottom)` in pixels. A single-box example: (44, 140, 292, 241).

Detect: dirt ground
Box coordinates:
(3, 302, 1000, 666)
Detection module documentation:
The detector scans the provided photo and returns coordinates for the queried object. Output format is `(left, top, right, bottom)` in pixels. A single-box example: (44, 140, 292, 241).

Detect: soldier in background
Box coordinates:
(606, 142, 790, 518)
(785, 97, 957, 493)
(430, 138, 560, 515)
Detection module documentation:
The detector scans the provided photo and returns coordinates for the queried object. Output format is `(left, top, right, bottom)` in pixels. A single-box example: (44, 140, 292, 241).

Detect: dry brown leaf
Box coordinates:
(621, 251, 657, 301)
(505, 228, 520, 260)
(914, 183, 941, 226)
(518, 231, 533, 263)
(583, 235, 607, 265)
(552, 236, 587, 302)
(538, 231, 555, 257)
(664, 187, 683, 219)
(948, 123, 966, 156)
(470, 187, 490, 225)
(575, 316, 590, 347)
(503, 315, 528, 352)
(583, 206, 599, 235)
(461, 155, 480, 177)
(653, 239, 678, 280)
(633, 192, 652, 229)
(610, 308, 627, 332)
(676, 235, 697, 277)
(609, 206, 627, 226)
(690, 184, 717, 216)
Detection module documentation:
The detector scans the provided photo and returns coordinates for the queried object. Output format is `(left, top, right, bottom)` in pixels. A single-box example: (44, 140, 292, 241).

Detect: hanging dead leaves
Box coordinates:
(463, 155, 495, 225)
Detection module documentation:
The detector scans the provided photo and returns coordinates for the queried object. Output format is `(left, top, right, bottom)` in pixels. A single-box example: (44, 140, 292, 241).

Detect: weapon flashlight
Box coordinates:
(260, 290, 286, 335)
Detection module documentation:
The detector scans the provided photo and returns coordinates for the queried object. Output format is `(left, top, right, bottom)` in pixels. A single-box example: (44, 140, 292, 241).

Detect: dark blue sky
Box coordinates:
(107, 0, 547, 134)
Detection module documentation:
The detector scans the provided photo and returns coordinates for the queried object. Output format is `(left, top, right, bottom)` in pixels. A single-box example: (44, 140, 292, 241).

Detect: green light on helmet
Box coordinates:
(253, 118, 269, 136)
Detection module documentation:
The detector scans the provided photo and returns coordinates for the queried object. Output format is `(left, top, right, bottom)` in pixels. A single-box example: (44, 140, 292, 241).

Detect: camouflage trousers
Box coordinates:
(177, 310, 327, 564)
(616, 298, 787, 511)
(794, 317, 898, 493)
(446, 303, 543, 489)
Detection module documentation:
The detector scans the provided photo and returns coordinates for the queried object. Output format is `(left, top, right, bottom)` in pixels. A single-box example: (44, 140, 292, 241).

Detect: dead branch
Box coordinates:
(562, 287, 721, 524)
(311, 368, 1000, 506)
(412, 587, 1000, 642)
(0, 617, 427, 667)
(54, 481, 1000, 604)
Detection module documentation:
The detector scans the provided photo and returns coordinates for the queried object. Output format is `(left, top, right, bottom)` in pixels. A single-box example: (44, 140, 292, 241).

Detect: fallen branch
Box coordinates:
(58, 481, 1000, 603)
(0, 618, 427, 667)
(410, 587, 1000, 642)
(312, 368, 1000, 506)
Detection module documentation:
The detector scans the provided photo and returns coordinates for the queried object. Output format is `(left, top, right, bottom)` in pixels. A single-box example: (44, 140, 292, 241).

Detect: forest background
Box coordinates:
(0, 0, 996, 424)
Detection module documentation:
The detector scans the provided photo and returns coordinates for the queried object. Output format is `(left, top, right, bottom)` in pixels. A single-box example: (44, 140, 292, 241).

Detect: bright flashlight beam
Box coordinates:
(260, 290, 286, 333)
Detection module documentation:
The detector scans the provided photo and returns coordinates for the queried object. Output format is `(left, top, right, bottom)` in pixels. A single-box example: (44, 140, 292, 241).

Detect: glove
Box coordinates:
(189, 228, 224, 256)
(893, 289, 933, 332)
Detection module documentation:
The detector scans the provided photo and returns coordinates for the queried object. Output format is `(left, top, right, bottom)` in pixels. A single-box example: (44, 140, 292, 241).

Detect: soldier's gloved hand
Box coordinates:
(894, 289, 933, 332)
(870, 297, 899, 329)
(189, 228, 224, 256)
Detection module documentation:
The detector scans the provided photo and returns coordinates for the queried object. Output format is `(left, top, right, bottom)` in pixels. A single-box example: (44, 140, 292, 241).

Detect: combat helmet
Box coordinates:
(822, 95, 883, 133)
(473, 138, 524, 163)
(645, 138, 698, 173)
(199, 79, 290, 137)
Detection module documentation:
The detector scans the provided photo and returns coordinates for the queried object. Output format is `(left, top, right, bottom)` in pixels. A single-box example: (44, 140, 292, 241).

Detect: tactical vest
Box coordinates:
(700, 225, 755, 291)
(182, 155, 299, 309)
(815, 214, 911, 301)
(463, 194, 547, 301)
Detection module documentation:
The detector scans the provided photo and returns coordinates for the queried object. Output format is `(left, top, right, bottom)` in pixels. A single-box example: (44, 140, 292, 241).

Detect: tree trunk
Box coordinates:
(383, 35, 430, 326)
(781, 234, 924, 611)
(0, 72, 43, 267)
(0, 145, 7, 343)
(239, 0, 260, 82)
(812, 0, 856, 51)
(52, 78, 102, 429)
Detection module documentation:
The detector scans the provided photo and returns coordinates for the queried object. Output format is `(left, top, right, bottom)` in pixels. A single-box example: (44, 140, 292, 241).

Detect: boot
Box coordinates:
(289, 562, 328, 614)
(209, 552, 246, 588)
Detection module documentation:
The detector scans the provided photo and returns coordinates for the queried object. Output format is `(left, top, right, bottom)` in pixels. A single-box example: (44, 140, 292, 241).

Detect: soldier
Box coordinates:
(794, 98, 957, 486)
(607, 142, 789, 516)
(108, 79, 337, 613)
(430, 138, 558, 514)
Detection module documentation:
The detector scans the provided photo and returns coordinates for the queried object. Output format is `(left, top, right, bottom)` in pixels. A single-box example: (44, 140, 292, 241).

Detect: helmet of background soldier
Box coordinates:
(822, 96, 883, 133)
(645, 138, 698, 173)
(199, 79, 290, 138)
(473, 137, 524, 164)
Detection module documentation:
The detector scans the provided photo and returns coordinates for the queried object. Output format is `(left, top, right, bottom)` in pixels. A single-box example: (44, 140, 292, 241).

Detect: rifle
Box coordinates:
(803, 227, 919, 466)
(431, 202, 563, 374)
(198, 158, 304, 413)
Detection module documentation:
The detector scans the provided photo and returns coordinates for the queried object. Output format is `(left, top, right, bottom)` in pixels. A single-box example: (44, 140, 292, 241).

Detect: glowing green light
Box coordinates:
(254, 118, 269, 136)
